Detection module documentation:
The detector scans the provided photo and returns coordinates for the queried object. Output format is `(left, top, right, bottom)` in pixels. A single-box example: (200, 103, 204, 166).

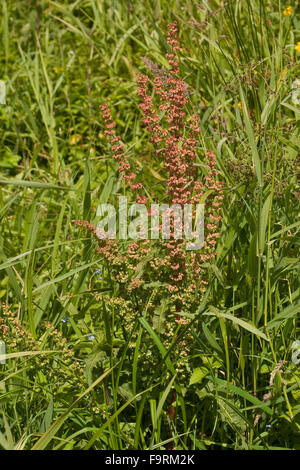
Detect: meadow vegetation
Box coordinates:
(0, 0, 299, 450)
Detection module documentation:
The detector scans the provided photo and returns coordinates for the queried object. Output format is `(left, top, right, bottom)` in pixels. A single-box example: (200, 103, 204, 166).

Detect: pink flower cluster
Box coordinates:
(100, 102, 146, 203)
(77, 22, 224, 314)
(136, 22, 223, 290)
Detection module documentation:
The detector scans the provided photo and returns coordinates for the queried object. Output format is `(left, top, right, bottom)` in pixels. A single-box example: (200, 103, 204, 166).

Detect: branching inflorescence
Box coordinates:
(75, 21, 224, 362)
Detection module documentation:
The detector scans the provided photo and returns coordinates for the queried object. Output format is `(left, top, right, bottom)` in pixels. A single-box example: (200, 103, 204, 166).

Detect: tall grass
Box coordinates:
(0, 0, 299, 450)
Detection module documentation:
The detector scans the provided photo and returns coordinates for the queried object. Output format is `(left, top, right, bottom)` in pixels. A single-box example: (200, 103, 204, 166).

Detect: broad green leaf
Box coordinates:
(190, 367, 208, 385)
(204, 310, 269, 341)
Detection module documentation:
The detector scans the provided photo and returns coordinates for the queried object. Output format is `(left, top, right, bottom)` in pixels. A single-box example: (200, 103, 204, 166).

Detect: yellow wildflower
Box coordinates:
(54, 67, 64, 73)
(233, 101, 242, 110)
(69, 134, 82, 145)
(296, 42, 300, 53)
(283, 6, 292, 16)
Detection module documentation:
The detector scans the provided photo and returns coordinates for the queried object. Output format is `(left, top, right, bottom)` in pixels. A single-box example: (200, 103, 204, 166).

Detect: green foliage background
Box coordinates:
(0, 0, 299, 450)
